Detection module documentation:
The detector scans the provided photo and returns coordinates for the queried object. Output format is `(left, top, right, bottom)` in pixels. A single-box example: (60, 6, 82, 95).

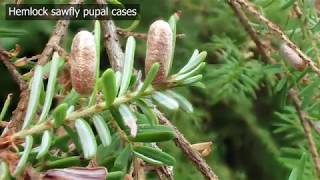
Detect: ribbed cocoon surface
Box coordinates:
(145, 20, 173, 83)
(70, 31, 97, 95)
(279, 43, 306, 71)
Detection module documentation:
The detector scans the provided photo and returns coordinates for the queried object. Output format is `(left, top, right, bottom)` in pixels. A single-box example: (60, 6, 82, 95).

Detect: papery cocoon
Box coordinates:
(279, 43, 306, 71)
(70, 30, 97, 95)
(145, 20, 173, 83)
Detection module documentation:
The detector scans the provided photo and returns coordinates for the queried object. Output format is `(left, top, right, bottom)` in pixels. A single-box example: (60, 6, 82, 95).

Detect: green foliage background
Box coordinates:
(2, 0, 320, 179)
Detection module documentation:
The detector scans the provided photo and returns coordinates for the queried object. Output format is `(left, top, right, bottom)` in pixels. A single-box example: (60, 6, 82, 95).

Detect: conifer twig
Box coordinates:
(290, 89, 320, 179)
(155, 109, 219, 180)
(228, 1, 320, 178)
(96, 0, 218, 179)
(228, 0, 272, 64)
(234, 0, 320, 77)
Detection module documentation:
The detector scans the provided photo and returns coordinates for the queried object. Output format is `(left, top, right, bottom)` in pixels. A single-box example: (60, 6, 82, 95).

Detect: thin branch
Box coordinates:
(117, 28, 185, 40)
(292, 1, 320, 65)
(51, 44, 70, 60)
(37, 0, 82, 65)
(290, 89, 320, 178)
(116, 28, 148, 40)
(13, 54, 41, 67)
(96, 0, 218, 179)
(0, 48, 29, 135)
(156, 166, 174, 180)
(37, 20, 69, 65)
(132, 158, 146, 180)
(228, 0, 273, 64)
(96, 0, 124, 72)
(0, 49, 27, 90)
(155, 169, 167, 180)
(229, 1, 320, 178)
(157, 166, 174, 180)
(234, 0, 320, 77)
(155, 110, 218, 180)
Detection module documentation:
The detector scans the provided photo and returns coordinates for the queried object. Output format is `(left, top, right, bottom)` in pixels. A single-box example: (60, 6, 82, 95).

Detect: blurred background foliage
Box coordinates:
(1, 0, 320, 179)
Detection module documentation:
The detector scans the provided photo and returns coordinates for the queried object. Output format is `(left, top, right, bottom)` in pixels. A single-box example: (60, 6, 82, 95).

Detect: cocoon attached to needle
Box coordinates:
(145, 20, 173, 83)
(70, 30, 97, 96)
(279, 42, 307, 71)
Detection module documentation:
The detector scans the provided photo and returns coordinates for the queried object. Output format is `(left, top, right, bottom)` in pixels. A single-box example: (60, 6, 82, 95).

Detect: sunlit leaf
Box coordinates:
(45, 156, 84, 169)
(165, 90, 193, 113)
(129, 125, 175, 142)
(101, 69, 117, 106)
(118, 36, 136, 96)
(92, 114, 112, 146)
(152, 91, 179, 111)
(115, 71, 122, 94)
(0, 93, 12, 121)
(0, 161, 11, 179)
(39, 52, 61, 123)
(95, 20, 101, 79)
(22, 65, 44, 129)
(36, 130, 52, 159)
(177, 50, 206, 75)
(174, 62, 206, 81)
(118, 104, 138, 137)
(180, 75, 203, 85)
(133, 146, 176, 166)
(14, 135, 33, 176)
(75, 119, 97, 159)
(88, 21, 102, 106)
(137, 63, 160, 95)
(168, 13, 179, 72)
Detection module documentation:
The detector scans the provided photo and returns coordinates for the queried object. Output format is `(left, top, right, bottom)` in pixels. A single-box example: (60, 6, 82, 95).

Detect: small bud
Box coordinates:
(279, 43, 306, 71)
(70, 31, 97, 95)
(145, 20, 173, 83)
